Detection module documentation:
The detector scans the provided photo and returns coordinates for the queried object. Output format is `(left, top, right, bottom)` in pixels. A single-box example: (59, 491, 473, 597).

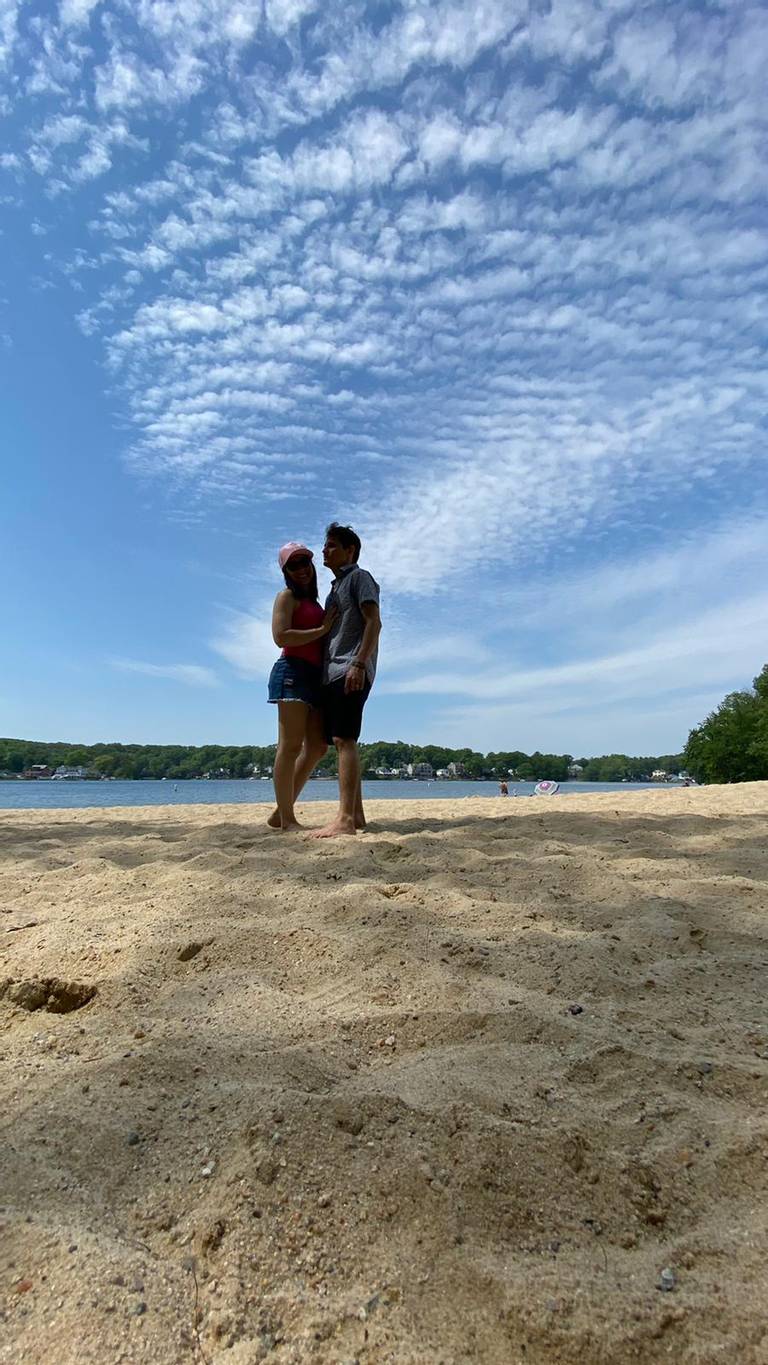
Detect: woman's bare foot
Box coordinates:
(267, 811, 304, 832)
(308, 817, 356, 839)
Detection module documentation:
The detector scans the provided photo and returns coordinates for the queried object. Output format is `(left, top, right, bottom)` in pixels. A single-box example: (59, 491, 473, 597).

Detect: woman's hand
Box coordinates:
(320, 605, 338, 636)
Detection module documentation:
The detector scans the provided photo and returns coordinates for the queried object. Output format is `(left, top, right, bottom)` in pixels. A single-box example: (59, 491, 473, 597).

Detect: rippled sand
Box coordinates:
(1, 784, 767, 1364)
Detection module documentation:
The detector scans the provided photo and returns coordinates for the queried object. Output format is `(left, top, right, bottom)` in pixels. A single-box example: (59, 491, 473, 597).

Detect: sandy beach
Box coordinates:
(1, 784, 767, 1364)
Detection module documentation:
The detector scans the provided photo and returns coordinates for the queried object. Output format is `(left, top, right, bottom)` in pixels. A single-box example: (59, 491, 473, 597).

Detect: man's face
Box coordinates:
(323, 536, 355, 573)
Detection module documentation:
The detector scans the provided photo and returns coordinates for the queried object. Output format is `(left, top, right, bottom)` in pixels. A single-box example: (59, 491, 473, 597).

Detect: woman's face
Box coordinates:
(285, 552, 314, 590)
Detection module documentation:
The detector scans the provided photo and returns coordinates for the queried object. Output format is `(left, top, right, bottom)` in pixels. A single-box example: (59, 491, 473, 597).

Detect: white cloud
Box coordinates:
(4, 0, 768, 756)
(94, 48, 205, 113)
(384, 591, 768, 703)
(264, 0, 317, 35)
(59, 0, 102, 27)
(511, 518, 768, 633)
(527, 0, 615, 65)
(374, 517, 768, 751)
(0, 0, 20, 70)
(260, 0, 522, 132)
(211, 611, 275, 678)
(112, 658, 218, 686)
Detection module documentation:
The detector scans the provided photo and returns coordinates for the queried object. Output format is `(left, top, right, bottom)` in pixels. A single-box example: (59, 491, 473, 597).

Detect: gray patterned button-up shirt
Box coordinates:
(323, 564, 380, 685)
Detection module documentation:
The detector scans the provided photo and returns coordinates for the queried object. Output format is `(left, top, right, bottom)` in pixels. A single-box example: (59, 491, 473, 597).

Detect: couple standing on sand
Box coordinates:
(267, 523, 381, 839)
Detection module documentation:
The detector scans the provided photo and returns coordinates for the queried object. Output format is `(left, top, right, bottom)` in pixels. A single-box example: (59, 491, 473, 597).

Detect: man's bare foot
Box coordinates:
(267, 809, 281, 829)
(279, 819, 304, 833)
(355, 818, 366, 830)
(308, 818, 356, 839)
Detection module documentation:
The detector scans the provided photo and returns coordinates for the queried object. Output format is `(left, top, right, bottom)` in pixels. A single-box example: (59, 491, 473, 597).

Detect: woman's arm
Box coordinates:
(272, 591, 336, 647)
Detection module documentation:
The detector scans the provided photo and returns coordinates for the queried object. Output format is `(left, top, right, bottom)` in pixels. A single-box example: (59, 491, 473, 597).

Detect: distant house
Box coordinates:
(446, 762, 466, 777)
(651, 769, 668, 782)
(22, 764, 53, 780)
(407, 762, 434, 779)
(568, 762, 584, 778)
(52, 765, 91, 780)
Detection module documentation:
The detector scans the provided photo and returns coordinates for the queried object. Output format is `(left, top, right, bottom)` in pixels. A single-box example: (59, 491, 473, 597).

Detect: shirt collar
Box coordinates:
(334, 563, 357, 581)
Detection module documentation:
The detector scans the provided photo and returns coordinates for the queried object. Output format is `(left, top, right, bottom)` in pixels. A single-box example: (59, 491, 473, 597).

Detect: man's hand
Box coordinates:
(344, 662, 366, 693)
(321, 605, 339, 635)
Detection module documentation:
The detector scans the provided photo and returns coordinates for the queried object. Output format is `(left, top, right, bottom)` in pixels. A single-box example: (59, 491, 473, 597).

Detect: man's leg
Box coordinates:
(354, 773, 366, 830)
(309, 737, 358, 838)
(270, 702, 310, 831)
(268, 708, 327, 828)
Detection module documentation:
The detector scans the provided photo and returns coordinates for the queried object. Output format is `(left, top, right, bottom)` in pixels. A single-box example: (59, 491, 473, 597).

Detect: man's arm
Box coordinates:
(344, 601, 381, 693)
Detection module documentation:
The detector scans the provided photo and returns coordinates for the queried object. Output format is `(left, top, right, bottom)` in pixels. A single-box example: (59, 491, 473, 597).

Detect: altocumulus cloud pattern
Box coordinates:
(2, 0, 768, 751)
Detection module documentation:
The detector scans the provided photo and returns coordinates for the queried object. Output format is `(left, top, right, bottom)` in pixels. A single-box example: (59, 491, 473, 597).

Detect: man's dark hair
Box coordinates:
(326, 522, 361, 562)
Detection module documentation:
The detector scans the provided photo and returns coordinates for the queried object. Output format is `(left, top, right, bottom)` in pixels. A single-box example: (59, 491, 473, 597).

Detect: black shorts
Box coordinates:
(322, 676, 372, 744)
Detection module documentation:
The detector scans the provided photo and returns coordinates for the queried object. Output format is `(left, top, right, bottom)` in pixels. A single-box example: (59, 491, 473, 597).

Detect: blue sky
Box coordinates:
(2, 0, 767, 755)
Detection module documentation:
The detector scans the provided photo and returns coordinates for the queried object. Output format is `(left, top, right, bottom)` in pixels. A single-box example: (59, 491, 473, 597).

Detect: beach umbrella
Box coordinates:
(533, 780, 560, 796)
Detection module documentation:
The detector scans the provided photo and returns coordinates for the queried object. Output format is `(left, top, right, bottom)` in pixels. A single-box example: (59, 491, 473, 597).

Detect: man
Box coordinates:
(309, 522, 381, 839)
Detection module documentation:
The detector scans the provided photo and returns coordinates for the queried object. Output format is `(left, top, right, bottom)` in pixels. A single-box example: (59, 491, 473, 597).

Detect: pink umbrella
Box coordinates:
(534, 780, 560, 796)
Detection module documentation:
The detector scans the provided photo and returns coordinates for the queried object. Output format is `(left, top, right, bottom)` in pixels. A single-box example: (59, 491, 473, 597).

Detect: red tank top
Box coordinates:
(282, 597, 324, 667)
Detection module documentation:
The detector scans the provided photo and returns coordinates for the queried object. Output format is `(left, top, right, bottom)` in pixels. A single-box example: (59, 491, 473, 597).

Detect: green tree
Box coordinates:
(685, 665, 768, 784)
(92, 754, 118, 777)
(515, 751, 569, 781)
(61, 747, 91, 767)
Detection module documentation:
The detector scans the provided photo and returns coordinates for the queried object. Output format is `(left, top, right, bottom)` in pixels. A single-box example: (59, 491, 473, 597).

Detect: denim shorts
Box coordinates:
(267, 657, 322, 707)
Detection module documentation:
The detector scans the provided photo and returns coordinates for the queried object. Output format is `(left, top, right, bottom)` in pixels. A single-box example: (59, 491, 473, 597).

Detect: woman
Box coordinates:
(267, 542, 334, 831)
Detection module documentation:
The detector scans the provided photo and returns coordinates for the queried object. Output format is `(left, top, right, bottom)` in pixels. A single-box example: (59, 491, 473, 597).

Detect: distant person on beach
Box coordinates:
(309, 523, 381, 840)
(499, 779, 509, 796)
(267, 543, 336, 832)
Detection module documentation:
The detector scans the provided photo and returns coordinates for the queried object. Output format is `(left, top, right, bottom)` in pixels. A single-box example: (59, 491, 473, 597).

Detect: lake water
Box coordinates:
(0, 778, 668, 811)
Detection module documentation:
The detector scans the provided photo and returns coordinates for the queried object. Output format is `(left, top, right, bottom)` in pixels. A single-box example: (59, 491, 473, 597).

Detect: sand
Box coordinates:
(1, 783, 767, 1365)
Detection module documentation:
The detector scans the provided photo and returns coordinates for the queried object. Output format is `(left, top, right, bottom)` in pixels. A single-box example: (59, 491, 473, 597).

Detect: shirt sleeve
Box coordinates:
(352, 570, 380, 608)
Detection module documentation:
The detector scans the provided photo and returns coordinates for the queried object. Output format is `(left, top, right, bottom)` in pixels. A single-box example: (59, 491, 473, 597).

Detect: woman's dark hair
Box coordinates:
(325, 521, 361, 562)
(282, 563, 319, 601)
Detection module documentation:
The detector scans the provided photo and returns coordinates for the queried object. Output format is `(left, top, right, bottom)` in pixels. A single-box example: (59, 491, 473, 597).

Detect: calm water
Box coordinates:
(0, 778, 665, 811)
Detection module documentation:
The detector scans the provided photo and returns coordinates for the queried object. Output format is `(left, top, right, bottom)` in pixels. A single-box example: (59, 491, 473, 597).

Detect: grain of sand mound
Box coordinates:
(1, 784, 767, 1364)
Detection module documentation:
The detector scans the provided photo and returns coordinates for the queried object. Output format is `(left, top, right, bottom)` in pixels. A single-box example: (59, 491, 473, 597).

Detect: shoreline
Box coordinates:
(0, 779, 705, 816)
(0, 779, 753, 821)
(2, 782, 767, 1363)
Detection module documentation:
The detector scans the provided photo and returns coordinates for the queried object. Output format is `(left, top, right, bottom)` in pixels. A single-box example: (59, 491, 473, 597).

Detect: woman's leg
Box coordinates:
(301, 706, 329, 786)
(268, 706, 327, 827)
(272, 701, 309, 830)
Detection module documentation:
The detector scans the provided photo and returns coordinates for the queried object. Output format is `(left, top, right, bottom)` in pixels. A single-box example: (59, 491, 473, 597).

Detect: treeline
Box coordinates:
(5, 665, 766, 785)
(0, 740, 277, 781)
(684, 664, 768, 783)
(356, 743, 684, 782)
(0, 736, 684, 782)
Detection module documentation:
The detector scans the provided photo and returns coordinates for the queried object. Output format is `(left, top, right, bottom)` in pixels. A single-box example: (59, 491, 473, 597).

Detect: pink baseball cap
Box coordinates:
(278, 541, 313, 569)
